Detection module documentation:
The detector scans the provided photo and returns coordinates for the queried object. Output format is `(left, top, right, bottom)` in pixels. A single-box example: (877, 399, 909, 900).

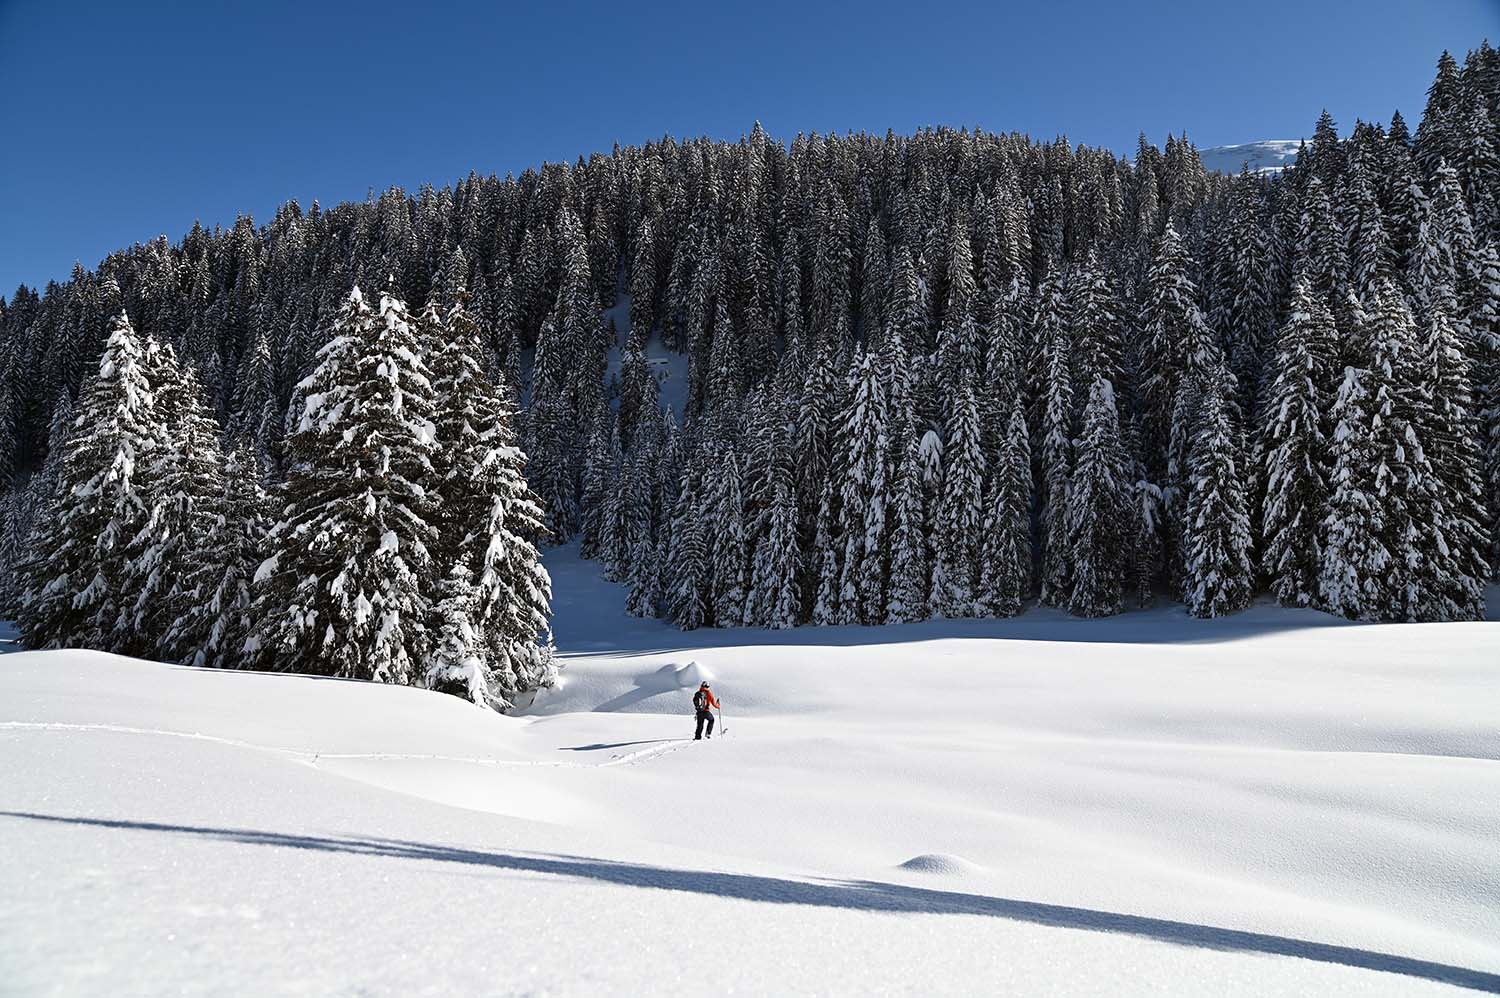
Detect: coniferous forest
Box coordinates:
(1, 46, 1497, 709)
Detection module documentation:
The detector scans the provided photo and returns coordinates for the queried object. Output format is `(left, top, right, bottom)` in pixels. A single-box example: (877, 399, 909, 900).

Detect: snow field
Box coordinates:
(1, 554, 1497, 994)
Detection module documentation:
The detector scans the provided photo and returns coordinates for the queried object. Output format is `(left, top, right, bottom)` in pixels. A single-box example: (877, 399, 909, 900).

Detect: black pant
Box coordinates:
(694, 710, 715, 739)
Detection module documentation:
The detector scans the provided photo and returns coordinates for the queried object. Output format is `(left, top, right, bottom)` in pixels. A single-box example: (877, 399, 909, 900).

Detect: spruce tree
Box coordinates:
(127, 339, 225, 657)
(835, 352, 890, 624)
(709, 450, 749, 627)
(166, 445, 268, 668)
(428, 284, 556, 703)
(750, 473, 801, 629)
(980, 397, 1033, 617)
(885, 430, 930, 624)
(1321, 366, 1390, 619)
(1065, 378, 1130, 617)
(1260, 279, 1332, 608)
(18, 313, 157, 653)
(1034, 277, 1073, 607)
(667, 463, 709, 630)
(426, 560, 487, 704)
(247, 287, 439, 684)
(933, 386, 985, 616)
(1182, 373, 1254, 618)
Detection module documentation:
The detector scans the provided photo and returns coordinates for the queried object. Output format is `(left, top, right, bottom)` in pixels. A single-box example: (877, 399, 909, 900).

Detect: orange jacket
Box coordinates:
(695, 687, 720, 711)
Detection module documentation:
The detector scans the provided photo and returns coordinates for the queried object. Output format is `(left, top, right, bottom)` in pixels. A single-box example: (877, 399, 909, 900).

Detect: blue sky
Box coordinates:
(1, 0, 1496, 295)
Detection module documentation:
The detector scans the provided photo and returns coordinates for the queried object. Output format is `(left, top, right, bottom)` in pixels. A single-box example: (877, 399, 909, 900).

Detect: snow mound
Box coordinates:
(897, 853, 985, 876)
(673, 659, 714, 689)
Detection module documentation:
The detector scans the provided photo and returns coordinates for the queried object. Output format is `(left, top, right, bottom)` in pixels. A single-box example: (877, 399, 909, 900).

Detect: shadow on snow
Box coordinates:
(4, 810, 1496, 994)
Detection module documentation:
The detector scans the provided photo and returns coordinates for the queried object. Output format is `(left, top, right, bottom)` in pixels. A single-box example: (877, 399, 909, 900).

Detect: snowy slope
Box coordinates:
(2, 551, 1498, 995)
(1200, 140, 1303, 175)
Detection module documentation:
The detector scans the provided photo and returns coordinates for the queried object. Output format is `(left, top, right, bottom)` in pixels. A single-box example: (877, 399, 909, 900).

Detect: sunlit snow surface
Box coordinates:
(1199, 140, 1303, 175)
(1, 550, 1497, 996)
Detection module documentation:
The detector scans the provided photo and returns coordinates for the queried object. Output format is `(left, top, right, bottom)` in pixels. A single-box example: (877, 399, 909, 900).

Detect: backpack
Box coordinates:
(693, 689, 709, 711)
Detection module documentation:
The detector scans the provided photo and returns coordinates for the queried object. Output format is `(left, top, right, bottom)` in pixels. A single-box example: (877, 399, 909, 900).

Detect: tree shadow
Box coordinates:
(4, 810, 1495, 993)
(548, 599, 1401, 660)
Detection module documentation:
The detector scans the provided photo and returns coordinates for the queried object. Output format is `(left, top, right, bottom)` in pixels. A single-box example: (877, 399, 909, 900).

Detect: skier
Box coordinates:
(692, 681, 720, 740)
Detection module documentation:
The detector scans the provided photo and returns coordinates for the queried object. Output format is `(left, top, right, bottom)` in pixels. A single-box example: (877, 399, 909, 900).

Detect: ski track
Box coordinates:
(0, 721, 693, 770)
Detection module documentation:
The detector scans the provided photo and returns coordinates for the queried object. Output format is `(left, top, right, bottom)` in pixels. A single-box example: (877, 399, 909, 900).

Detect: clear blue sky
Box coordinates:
(2, 0, 1496, 296)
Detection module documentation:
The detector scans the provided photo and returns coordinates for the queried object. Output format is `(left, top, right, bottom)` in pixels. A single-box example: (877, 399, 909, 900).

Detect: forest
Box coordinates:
(0, 44, 1495, 706)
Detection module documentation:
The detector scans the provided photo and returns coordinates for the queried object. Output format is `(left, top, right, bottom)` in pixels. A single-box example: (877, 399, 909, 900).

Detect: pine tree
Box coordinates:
(247, 287, 439, 684)
(1065, 378, 1130, 617)
(885, 429, 930, 624)
(835, 351, 890, 624)
(1419, 298, 1490, 617)
(1034, 276, 1073, 607)
(1416, 51, 1464, 178)
(1182, 373, 1254, 617)
(667, 462, 709, 630)
(18, 313, 158, 652)
(165, 445, 268, 668)
(1471, 245, 1500, 577)
(1218, 180, 1277, 416)
(709, 450, 749, 627)
(425, 560, 487, 704)
(980, 397, 1032, 617)
(1365, 283, 1437, 620)
(1320, 366, 1390, 619)
(1260, 279, 1332, 608)
(1127, 475, 1164, 609)
(428, 284, 556, 703)
(1068, 253, 1124, 398)
(933, 386, 985, 616)
(810, 477, 842, 625)
(629, 219, 658, 342)
(1141, 222, 1216, 476)
(127, 339, 225, 657)
(749, 472, 801, 628)
(578, 410, 617, 561)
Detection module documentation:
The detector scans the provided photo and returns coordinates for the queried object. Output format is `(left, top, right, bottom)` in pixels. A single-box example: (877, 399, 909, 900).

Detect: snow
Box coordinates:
(601, 290, 691, 419)
(1, 548, 1498, 995)
(1199, 140, 1303, 175)
(898, 853, 986, 876)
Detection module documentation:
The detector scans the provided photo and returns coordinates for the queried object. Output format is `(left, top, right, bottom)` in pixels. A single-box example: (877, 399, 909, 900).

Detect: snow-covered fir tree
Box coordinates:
(933, 386, 986, 617)
(165, 445, 268, 668)
(427, 281, 556, 704)
(1260, 279, 1333, 608)
(1181, 372, 1254, 618)
(247, 287, 439, 684)
(127, 339, 225, 658)
(1064, 377, 1130, 617)
(17, 313, 158, 652)
(980, 396, 1033, 617)
(1321, 365, 1391, 619)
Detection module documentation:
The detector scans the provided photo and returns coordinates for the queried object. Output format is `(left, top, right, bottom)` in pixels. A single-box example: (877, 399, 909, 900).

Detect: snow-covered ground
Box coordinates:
(2, 548, 1497, 996)
(1200, 140, 1303, 175)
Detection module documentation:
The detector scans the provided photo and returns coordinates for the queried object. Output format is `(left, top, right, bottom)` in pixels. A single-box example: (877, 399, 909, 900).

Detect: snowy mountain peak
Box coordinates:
(1198, 140, 1303, 175)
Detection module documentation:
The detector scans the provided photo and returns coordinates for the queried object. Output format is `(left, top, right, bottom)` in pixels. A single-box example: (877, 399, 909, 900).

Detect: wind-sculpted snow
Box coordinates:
(1, 556, 1498, 994)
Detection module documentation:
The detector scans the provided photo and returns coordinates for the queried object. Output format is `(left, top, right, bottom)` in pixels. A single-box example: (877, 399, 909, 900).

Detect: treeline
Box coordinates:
(7, 285, 554, 708)
(1, 44, 1497, 654)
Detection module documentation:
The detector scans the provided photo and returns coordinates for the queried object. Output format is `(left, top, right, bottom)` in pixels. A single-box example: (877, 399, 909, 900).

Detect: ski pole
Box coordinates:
(717, 706, 726, 736)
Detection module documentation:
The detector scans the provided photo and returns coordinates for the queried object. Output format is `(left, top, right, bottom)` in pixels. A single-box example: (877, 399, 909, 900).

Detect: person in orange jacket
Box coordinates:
(692, 681, 720, 740)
